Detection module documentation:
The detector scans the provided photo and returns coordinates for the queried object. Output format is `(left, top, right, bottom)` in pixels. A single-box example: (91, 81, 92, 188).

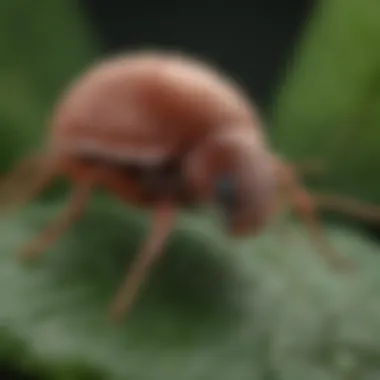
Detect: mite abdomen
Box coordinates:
(48, 50, 260, 164)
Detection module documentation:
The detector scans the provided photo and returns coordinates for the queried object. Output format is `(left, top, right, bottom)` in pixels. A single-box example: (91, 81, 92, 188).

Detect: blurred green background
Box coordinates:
(1, 0, 380, 379)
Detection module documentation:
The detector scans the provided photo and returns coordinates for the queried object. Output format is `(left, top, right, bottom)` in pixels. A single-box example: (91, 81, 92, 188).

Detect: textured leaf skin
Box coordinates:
(272, 0, 380, 204)
(1, 199, 380, 380)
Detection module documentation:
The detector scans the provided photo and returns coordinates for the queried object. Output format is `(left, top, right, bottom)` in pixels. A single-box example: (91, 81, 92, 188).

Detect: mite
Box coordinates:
(1, 50, 380, 322)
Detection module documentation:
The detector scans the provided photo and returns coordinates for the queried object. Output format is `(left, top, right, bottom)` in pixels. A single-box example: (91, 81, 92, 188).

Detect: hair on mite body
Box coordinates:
(2, 48, 380, 322)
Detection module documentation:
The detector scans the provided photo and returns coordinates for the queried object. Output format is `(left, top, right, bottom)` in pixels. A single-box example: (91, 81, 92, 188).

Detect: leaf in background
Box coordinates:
(1, 199, 380, 379)
(0, 0, 97, 172)
(0, 70, 46, 173)
(272, 0, 380, 204)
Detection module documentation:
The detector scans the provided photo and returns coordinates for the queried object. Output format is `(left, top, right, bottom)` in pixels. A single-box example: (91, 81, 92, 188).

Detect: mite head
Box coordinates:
(185, 130, 278, 236)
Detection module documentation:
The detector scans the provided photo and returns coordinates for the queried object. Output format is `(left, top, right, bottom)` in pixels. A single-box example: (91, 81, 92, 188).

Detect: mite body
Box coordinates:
(2, 49, 378, 322)
(50, 51, 275, 234)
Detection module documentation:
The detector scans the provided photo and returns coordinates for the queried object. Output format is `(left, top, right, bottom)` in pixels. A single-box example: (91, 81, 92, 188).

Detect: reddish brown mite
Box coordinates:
(2, 49, 380, 322)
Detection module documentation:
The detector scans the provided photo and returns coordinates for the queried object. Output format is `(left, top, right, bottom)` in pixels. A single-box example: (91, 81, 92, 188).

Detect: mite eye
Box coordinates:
(214, 175, 237, 217)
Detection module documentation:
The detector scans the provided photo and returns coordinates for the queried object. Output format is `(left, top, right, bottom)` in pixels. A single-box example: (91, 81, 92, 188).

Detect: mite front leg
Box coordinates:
(311, 193, 380, 223)
(108, 201, 177, 322)
(20, 175, 94, 261)
(275, 161, 354, 271)
(288, 186, 354, 270)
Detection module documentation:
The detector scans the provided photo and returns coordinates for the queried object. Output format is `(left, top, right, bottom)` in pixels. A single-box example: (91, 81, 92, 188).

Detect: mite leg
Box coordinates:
(0, 153, 43, 188)
(0, 153, 57, 214)
(288, 186, 354, 270)
(275, 162, 353, 270)
(311, 193, 380, 223)
(20, 174, 95, 261)
(284, 157, 380, 222)
(108, 201, 177, 322)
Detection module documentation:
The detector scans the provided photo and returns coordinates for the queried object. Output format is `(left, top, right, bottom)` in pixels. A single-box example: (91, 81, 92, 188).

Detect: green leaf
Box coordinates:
(0, 0, 97, 173)
(272, 0, 380, 203)
(0, 0, 98, 206)
(1, 199, 380, 379)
